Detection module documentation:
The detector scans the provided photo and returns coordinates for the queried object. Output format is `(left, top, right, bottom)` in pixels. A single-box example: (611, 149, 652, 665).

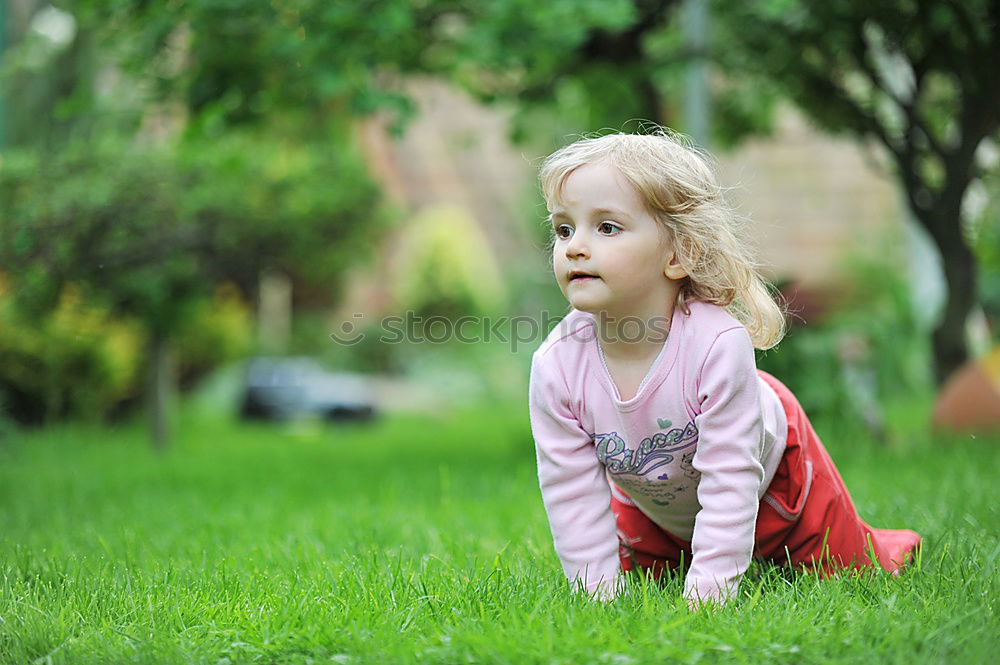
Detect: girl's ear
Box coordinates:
(664, 252, 688, 280)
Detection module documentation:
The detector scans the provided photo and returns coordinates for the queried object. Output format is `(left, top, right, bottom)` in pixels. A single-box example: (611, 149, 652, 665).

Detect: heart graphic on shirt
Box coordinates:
(657, 418, 672, 429)
(657, 473, 670, 480)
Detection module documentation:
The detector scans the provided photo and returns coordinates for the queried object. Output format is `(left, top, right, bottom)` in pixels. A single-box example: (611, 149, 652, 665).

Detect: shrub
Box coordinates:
(0, 277, 254, 426)
(757, 261, 934, 438)
(0, 279, 143, 425)
(390, 204, 508, 318)
(173, 284, 254, 389)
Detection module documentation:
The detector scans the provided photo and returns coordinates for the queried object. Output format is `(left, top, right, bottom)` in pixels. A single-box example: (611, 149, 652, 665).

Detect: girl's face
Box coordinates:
(549, 161, 687, 320)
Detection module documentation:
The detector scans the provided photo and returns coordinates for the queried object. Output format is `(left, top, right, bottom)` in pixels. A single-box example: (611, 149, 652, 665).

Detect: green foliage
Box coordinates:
(0, 129, 382, 329)
(2, 1, 394, 430)
(174, 128, 386, 297)
(68, 0, 437, 134)
(0, 281, 143, 425)
(3, 1, 390, 328)
(0, 278, 254, 426)
(446, 0, 649, 133)
(425, 1, 782, 146)
(0, 3, 119, 150)
(715, 0, 999, 161)
(971, 169, 1000, 337)
(391, 204, 508, 318)
(714, 0, 999, 380)
(0, 128, 381, 423)
(45, 0, 775, 146)
(1, 137, 194, 325)
(172, 285, 254, 388)
(758, 262, 933, 439)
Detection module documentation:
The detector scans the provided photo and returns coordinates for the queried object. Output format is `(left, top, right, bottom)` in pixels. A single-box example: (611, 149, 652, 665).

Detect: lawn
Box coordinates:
(1, 395, 997, 664)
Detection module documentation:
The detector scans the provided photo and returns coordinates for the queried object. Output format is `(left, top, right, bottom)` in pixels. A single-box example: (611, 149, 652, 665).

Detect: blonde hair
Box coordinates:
(540, 129, 786, 349)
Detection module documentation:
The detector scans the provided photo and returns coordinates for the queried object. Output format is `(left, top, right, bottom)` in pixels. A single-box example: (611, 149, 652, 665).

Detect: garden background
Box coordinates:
(1, 1, 998, 663)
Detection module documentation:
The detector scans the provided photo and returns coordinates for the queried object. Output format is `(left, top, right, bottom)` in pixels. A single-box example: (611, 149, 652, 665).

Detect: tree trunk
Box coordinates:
(148, 330, 174, 450)
(916, 206, 978, 385)
(258, 268, 292, 354)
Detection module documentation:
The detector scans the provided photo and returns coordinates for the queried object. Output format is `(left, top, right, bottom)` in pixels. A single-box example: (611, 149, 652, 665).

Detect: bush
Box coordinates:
(0, 280, 143, 425)
(390, 204, 508, 318)
(0, 278, 254, 426)
(757, 261, 934, 439)
(173, 284, 254, 389)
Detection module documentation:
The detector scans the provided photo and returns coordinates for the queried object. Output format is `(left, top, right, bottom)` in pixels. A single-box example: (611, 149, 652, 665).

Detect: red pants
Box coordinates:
(613, 371, 921, 579)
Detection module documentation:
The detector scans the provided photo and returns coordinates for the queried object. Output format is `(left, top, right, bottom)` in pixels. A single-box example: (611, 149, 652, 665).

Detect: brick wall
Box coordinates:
(716, 108, 903, 287)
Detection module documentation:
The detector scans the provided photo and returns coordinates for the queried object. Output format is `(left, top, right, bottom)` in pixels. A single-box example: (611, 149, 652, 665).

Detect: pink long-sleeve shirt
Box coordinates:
(528, 301, 788, 603)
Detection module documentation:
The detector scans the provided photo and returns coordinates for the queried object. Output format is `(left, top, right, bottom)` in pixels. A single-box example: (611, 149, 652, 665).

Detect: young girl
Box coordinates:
(528, 130, 921, 606)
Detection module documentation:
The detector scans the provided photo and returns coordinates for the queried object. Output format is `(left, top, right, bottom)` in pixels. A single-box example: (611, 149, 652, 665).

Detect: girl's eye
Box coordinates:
(554, 224, 573, 239)
(598, 221, 621, 235)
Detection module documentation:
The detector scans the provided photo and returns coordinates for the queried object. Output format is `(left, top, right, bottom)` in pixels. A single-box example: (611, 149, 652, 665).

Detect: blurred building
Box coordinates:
(715, 111, 903, 288)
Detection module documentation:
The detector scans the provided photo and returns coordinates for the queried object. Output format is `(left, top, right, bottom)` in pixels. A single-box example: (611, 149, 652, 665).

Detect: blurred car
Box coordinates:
(240, 357, 377, 422)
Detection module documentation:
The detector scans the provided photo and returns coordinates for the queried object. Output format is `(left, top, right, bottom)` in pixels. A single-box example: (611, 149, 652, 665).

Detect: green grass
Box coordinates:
(1, 399, 997, 664)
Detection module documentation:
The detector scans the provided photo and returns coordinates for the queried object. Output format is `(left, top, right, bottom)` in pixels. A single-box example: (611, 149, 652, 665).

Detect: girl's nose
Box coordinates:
(565, 231, 589, 258)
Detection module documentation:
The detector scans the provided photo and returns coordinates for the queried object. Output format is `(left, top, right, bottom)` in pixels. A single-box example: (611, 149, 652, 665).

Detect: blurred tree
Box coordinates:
(435, 0, 677, 136)
(66, 0, 772, 145)
(68, 0, 444, 135)
(717, 0, 999, 383)
(425, 0, 775, 145)
(0, 130, 381, 445)
(1, 1, 401, 444)
(1, 0, 104, 150)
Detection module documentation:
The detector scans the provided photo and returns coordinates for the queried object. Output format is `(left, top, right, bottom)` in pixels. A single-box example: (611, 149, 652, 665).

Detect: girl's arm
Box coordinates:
(687, 327, 767, 605)
(529, 352, 621, 599)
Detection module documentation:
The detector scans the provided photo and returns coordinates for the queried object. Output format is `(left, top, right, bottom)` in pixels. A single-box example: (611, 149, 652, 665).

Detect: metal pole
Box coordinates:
(683, 0, 710, 149)
(0, 0, 7, 150)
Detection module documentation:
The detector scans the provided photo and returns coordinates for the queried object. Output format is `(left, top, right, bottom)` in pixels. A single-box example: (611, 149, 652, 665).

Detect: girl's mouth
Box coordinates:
(569, 272, 599, 282)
